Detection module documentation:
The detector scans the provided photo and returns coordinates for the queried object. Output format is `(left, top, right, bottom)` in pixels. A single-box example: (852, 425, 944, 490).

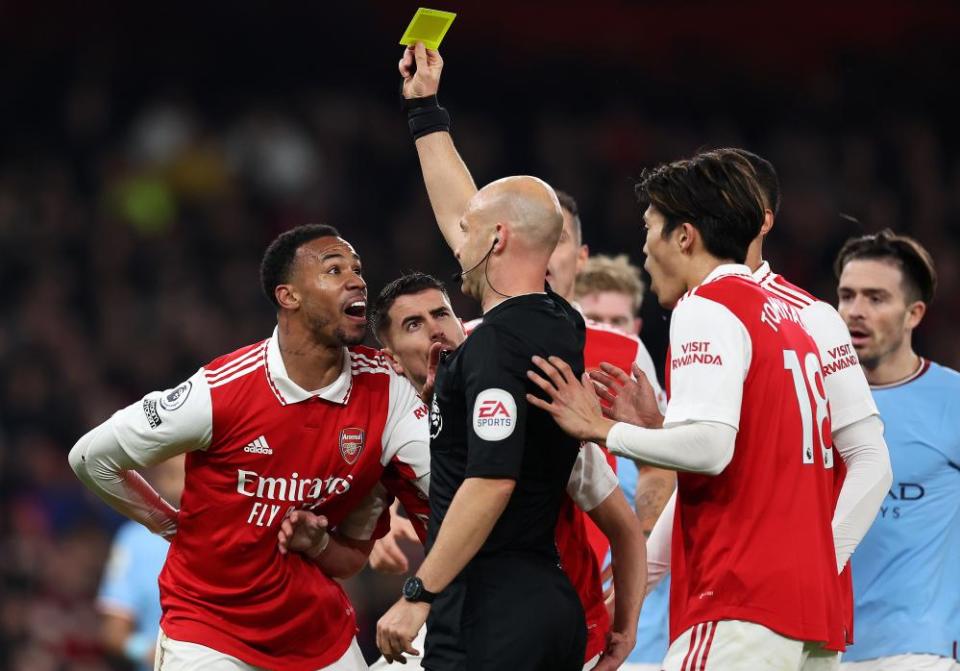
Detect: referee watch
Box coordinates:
(401, 576, 437, 604)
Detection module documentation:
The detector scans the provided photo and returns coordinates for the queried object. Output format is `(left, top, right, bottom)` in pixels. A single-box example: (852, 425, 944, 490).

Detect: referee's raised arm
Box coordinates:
(399, 42, 476, 252)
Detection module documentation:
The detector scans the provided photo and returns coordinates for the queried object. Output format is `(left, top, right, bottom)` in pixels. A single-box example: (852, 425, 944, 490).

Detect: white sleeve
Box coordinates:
(111, 369, 213, 466)
(800, 301, 879, 431)
(663, 295, 751, 430)
(831, 415, 892, 572)
(646, 490, 674, 591)
(633, 338, 668, 414)
(68, 422, 179, 538)
(606, 420, 736, 475)
(336, 483, 391, 541)
(565, 443, 619, 513)
(381, 369, 431, 486)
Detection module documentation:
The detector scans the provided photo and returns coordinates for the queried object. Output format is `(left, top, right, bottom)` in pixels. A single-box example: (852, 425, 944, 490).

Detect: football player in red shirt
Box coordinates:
(70, 224, 430, 671)
(529, 150, 847, 670)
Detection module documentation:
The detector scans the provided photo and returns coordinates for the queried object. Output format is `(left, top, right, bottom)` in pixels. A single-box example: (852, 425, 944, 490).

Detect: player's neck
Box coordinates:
(863, 342, 921, 386)
(276, 320, 346, 391)
(687, 255, 736, 291)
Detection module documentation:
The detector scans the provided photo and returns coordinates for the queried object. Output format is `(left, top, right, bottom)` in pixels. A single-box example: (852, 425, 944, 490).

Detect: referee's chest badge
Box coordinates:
(339, 428, 365, 465)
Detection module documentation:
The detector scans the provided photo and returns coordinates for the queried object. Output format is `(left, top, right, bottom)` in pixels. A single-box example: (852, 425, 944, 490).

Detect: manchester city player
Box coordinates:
(836, 230, 960, 671)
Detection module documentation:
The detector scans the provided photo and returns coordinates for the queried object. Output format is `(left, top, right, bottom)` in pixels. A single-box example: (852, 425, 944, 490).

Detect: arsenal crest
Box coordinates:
(339, 427, 365, 465)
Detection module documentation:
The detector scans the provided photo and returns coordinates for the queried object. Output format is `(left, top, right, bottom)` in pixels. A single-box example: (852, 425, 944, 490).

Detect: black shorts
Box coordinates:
(424, 553, 587, 671)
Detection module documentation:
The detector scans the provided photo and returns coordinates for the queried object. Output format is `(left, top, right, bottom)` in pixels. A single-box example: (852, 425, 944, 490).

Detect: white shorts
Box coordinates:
(840, 654, 960, 671)
(582, 653, 601, 670)
(368, 624, 428, 670)
(662, 620, 839, 671)
(154, 628, 366, 671)
(621, 664, 662, 671)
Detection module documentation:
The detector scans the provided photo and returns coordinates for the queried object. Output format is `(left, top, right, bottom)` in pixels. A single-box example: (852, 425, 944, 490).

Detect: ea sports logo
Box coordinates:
(472, 388, 516, 441)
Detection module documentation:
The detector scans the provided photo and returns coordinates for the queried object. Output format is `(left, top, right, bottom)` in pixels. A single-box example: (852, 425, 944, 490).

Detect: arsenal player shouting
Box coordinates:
(70, 224, 430, 671)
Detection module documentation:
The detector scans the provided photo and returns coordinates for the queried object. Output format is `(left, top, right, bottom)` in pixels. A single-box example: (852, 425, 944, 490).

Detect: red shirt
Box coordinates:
(662, 266, 845, 649)
(113, 333, 430, 671)
(580, 320, 664, 566)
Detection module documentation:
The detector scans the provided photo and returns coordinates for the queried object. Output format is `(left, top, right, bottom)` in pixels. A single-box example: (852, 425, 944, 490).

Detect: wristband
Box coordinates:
(404, 95, 451, 140)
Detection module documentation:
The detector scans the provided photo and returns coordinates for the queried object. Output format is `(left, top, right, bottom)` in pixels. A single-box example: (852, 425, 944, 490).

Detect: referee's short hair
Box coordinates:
(834, 228, 937, 305)
(371, 272, 449, 344)
(260, 224, 341, 308)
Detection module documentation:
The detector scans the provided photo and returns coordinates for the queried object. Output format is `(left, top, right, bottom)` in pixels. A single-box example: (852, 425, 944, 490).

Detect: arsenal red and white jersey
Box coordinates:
(754, 261, 879, 645)
(580, 317, 666, 566)
(110, 329, 429, 671)
(663, 264, 845, 650)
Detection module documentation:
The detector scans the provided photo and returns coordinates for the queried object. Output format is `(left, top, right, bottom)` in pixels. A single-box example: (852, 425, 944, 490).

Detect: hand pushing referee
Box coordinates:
(375, 42, 588, 671)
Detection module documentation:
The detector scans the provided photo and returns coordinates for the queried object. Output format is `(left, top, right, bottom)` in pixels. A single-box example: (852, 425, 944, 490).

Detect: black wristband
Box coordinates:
(404, 95, 451, 140)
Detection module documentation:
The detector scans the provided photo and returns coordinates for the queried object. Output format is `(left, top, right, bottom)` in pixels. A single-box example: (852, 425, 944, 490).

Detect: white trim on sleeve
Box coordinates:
(566, 443, 619, 513)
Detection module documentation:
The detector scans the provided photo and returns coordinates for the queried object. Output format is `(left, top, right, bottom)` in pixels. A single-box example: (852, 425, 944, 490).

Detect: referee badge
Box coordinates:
(339, 428, 365, 465)
(472, 388, 517, 441)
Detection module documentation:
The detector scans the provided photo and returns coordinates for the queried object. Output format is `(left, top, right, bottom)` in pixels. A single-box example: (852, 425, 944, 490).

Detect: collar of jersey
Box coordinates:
(483, 290, 548, 318)
(700, 263, 754, 287)
(265, 327, 352, 405)
(752, 260, 772, 282)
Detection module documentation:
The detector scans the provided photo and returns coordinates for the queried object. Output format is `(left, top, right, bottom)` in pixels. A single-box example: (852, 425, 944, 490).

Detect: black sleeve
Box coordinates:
(461, 325, 528, 480)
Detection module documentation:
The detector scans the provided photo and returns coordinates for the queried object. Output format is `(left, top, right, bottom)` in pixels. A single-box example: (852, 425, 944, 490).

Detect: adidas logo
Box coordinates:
(243, 435, 273, 455)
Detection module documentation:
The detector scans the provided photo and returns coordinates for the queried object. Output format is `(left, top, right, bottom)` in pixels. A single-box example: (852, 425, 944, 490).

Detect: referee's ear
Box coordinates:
(381, 349, 405, 376)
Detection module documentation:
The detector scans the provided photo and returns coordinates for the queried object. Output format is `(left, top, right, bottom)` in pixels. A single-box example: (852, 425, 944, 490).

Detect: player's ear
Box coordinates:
(761, 209, 775, 237)
(275, 284, 300, 310)
(677, 222, 696, 252)
(381, 348, 405, 376)
(905, 300, 926, 330)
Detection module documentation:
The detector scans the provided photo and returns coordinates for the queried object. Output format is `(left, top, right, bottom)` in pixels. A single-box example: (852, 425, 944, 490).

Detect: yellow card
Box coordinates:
(399, 8, 457, 50)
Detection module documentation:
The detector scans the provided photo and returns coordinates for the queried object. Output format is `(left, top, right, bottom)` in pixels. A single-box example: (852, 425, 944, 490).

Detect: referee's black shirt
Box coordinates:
(426, 288, 586, 559)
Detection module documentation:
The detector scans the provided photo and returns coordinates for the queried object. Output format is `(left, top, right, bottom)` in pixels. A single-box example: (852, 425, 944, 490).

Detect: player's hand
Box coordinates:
(419, 341, 444, 405)
(399, 42, 443, 99)
(370, 514, 419, 574)
(590, 362, 664, 429)
(277, 509, 329, 559)
(376, 598, 429, 663)
(526, 355, 615, 443)
(593, 629, 637, 671)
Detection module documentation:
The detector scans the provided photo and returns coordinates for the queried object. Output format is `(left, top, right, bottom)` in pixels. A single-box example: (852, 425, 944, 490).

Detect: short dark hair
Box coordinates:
(555, 189, 583, 244)
(729, 148, 781, 216)
(635, 149, 764, 264)
(370, 272, 449, 342)
(834, 228, 937, 304)
(260, 224, 341, 308)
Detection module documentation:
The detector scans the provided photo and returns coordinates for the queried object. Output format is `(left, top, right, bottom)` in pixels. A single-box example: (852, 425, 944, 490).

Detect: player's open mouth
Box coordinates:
(344, 300, 367, 323)
(848, 327, 871, 346)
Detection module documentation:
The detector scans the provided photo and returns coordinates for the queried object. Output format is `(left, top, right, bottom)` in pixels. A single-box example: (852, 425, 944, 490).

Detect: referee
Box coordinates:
(376, 43, 587, 671)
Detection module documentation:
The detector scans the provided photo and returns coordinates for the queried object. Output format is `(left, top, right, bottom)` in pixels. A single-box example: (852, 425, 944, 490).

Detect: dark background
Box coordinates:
(1, 1, 958, 667)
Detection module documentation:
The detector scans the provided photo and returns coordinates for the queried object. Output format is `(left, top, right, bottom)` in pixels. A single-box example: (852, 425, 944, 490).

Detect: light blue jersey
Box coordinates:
(617, 456, 671, 665)
(97, 521, 171, 671)
(846, 361, 960, 662)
